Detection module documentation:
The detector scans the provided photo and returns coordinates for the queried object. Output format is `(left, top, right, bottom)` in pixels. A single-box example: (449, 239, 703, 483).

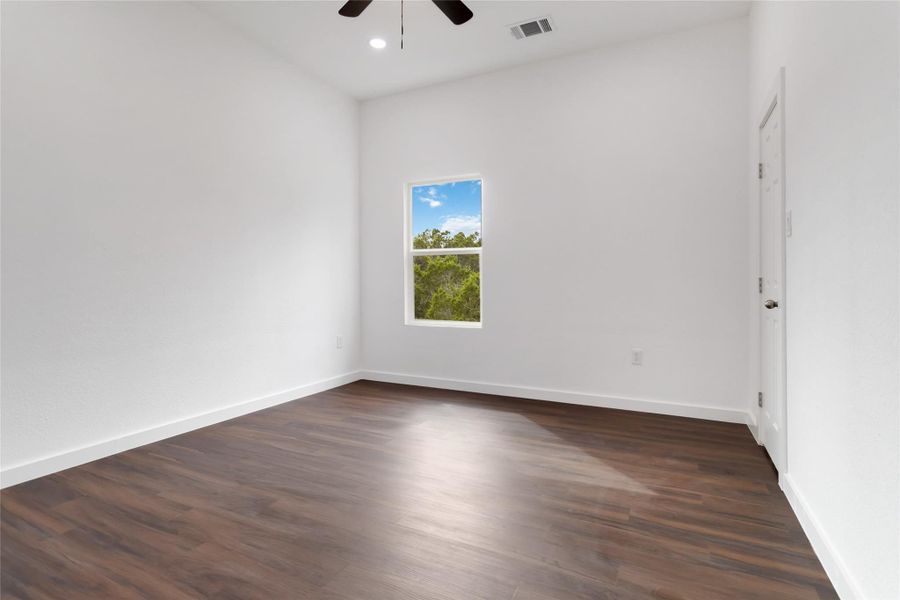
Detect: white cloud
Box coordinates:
(418, 197, 442, 208)
(440, 215, 481, 235)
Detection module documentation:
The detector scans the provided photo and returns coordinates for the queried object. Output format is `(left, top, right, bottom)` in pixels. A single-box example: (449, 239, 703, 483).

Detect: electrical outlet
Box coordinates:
(336, 335, 343, 350)
(631, 348, 643, 366)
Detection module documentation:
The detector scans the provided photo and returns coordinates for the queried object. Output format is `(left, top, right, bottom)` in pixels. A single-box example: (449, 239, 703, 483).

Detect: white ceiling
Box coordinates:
(199, 1, 750, 100)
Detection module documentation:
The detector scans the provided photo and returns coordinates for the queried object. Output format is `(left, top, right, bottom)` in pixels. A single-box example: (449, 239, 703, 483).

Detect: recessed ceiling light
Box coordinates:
(369, 38, 387, 49)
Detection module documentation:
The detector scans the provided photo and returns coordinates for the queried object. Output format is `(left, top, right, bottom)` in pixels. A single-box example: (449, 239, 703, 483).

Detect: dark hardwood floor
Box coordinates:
(2, 380, 836, 600)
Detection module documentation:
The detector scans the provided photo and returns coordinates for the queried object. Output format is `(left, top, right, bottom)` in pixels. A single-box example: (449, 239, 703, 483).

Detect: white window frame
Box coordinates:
(404, 174, 483, 328)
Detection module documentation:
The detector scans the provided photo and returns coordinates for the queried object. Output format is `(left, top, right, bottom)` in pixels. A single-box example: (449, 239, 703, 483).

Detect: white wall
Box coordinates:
(748, 2, 899, 599)
(360, 18, 750, 419)
(1, 2, 360, 479)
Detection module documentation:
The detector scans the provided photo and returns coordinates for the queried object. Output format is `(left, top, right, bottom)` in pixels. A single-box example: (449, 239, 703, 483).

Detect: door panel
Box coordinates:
(759, 98, 785, 471)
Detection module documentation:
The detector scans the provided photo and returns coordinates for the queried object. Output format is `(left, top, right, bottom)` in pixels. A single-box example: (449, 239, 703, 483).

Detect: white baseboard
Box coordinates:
(746, 410, 761, 444)
(1, 370, 752, 488)
(359, 370, 748, 424)
(780, 473, 864, 600)
(0, 371, 362, 489)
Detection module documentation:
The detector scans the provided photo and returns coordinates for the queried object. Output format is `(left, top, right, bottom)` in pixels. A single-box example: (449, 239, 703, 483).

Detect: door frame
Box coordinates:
(752, 67, 788, 474)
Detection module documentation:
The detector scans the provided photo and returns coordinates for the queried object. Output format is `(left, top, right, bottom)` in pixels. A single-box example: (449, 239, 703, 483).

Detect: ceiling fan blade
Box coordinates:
(432, 0, 473, 25)
(338, 0, 373, 18)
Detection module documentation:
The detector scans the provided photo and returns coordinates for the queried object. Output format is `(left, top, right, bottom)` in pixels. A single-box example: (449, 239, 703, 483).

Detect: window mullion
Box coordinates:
(410, 247, 481, 257)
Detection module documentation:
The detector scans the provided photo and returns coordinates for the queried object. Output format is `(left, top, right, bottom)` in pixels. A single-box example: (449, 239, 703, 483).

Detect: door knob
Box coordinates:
(764, 299, 779, 309)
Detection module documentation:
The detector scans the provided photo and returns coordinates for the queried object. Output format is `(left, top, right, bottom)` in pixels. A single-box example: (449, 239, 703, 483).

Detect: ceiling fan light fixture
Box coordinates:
(339, 0, 474, 26)
(369, 37, 387, 49)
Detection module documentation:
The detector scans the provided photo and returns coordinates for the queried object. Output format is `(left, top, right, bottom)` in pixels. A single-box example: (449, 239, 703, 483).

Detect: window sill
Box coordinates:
(405, 319, 482, 329)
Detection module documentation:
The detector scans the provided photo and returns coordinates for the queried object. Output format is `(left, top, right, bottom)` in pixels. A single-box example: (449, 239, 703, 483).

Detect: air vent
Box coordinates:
(510, 16, 553, 40)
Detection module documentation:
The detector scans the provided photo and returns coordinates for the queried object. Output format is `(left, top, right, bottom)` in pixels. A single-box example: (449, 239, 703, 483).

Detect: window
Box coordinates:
(405, 176, 482, 327)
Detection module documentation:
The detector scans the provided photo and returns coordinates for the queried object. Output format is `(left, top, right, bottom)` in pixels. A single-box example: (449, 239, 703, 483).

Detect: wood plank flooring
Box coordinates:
(1, 380, 836, 599)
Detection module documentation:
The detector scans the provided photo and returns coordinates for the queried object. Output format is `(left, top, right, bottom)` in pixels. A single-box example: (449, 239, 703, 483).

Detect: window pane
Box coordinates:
(413, 254, 480, 322)
(411, 179, 482, 249)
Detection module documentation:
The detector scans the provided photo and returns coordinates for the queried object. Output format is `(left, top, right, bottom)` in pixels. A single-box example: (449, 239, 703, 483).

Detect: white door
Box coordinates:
(759, 97, 785, 471)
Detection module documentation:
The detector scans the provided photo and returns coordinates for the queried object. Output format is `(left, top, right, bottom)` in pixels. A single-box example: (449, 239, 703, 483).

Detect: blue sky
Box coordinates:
(411, 179, 481, 237)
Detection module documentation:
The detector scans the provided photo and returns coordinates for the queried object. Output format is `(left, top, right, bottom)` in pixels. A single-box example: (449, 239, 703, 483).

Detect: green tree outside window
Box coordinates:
(412, 229, 481, 322)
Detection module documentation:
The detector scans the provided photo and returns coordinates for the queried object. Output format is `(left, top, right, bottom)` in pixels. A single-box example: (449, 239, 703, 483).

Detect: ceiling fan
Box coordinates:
(338, 0, 473, 26)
